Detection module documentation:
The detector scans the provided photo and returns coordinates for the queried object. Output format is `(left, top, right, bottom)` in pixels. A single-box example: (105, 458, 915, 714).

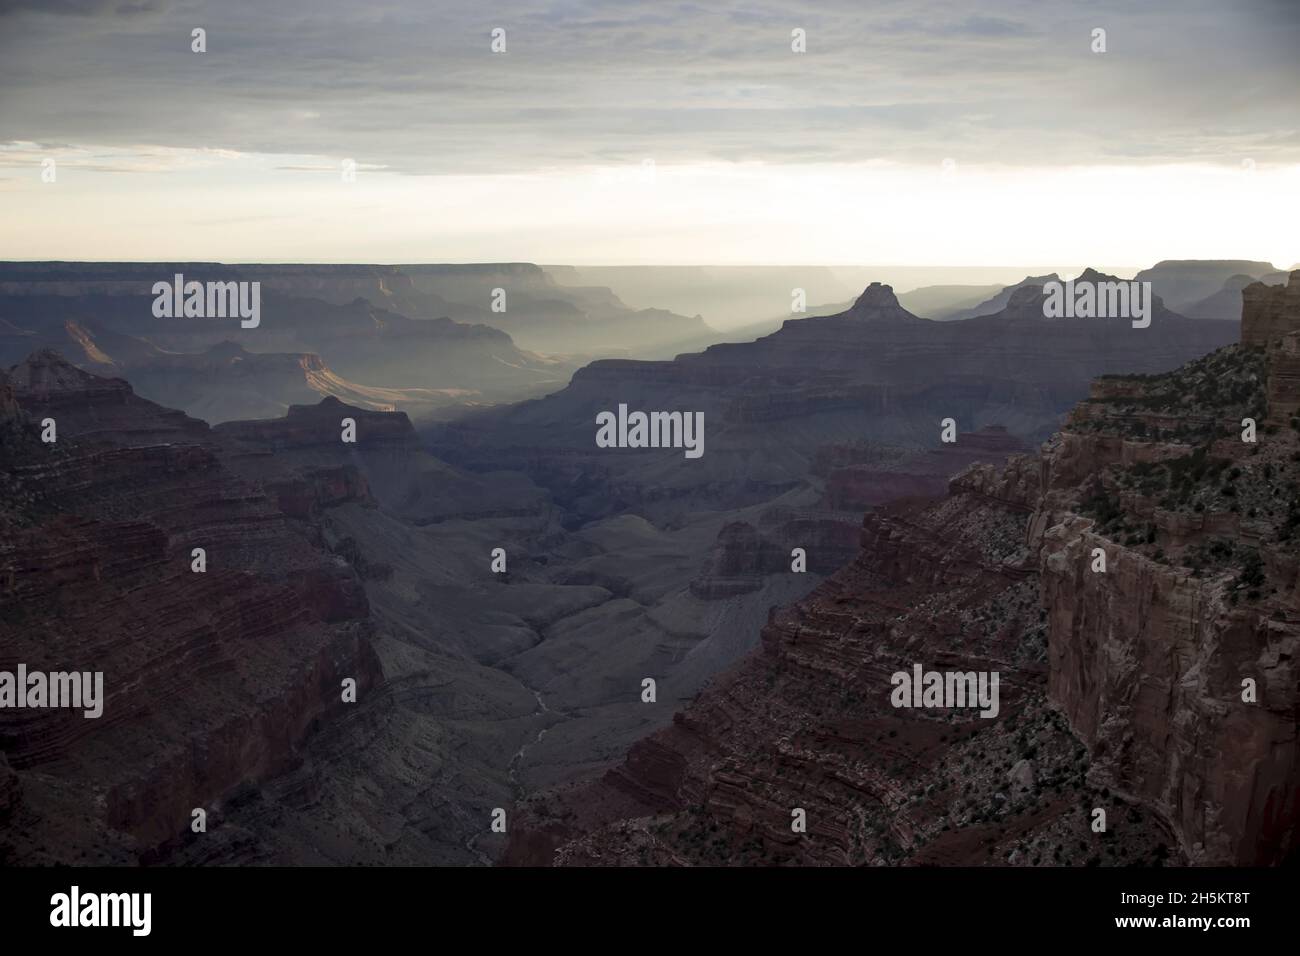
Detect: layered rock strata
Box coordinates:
(0, 352, 385, 863)
(504, 273, 1300, 867)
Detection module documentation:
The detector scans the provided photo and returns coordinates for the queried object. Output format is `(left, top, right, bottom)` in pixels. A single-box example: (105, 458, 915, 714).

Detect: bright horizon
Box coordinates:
(4, 155, 1298, 268)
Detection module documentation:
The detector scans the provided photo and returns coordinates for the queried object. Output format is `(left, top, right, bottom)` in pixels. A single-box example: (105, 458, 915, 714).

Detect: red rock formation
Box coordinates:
(1266, 334, 1300, 423)
(1037, 516, 1295, 864)
(1029, 277, 1300, 864)
(0, 352, 385, 863)
(1245, 272, 1300, 423)
(690, 521, 785, 598)
(504, 285, 1300, 866)
(503, 472, 1174, 866)
(1241, 270, 1300, 347)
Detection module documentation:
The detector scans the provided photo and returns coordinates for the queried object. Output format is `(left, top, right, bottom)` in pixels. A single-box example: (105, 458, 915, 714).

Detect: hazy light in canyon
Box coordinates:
(3, 152, 1297, 268)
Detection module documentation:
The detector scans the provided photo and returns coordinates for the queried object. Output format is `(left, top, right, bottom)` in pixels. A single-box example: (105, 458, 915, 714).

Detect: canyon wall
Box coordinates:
(0, 352, 386, 863)
(1036, 271, 1300, 864)
(505, 274, 1300, 866)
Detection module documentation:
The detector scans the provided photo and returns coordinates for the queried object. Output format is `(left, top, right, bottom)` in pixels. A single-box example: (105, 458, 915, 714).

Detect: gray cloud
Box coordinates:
(0, 0, 169, 17)
(0, 0, 1296, 174)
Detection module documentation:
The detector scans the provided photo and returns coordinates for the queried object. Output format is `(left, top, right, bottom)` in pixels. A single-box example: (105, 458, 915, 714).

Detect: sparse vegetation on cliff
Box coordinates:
(1069, 335, 1300, 574)
(1080, 344, 1267, 445)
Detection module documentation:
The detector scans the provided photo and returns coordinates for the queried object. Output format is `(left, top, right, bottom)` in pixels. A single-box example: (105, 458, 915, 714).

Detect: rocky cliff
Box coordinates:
(503, 273, 1300, 867)
(1034, 270, 1300, 864)
(0, 352, 387, 863)
(1242, 270, 1300, 347)
(503, 460, 1179, 866)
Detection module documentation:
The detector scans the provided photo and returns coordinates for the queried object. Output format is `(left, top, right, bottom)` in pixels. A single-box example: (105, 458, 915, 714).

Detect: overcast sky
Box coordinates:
(1, 0, 1297, 265)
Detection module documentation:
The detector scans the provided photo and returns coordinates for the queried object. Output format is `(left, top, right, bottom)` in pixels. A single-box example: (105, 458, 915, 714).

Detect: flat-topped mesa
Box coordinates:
(117, 339, 329, 377)
(846, 282, 925, 322)
(213, 395, 416, 450)
(1242, 269, 1300, 347)
(0, 263, 419, 305)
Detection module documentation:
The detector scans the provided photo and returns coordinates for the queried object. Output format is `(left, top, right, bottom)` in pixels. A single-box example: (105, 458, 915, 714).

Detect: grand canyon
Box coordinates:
(2, 261, 1296, 870)
(3, 8, 1298, 932)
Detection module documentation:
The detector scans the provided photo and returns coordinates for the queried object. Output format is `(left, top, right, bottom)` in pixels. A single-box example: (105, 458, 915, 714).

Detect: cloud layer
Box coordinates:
(2, 1, 1297, 266)
(2, 0, 1298, 175)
